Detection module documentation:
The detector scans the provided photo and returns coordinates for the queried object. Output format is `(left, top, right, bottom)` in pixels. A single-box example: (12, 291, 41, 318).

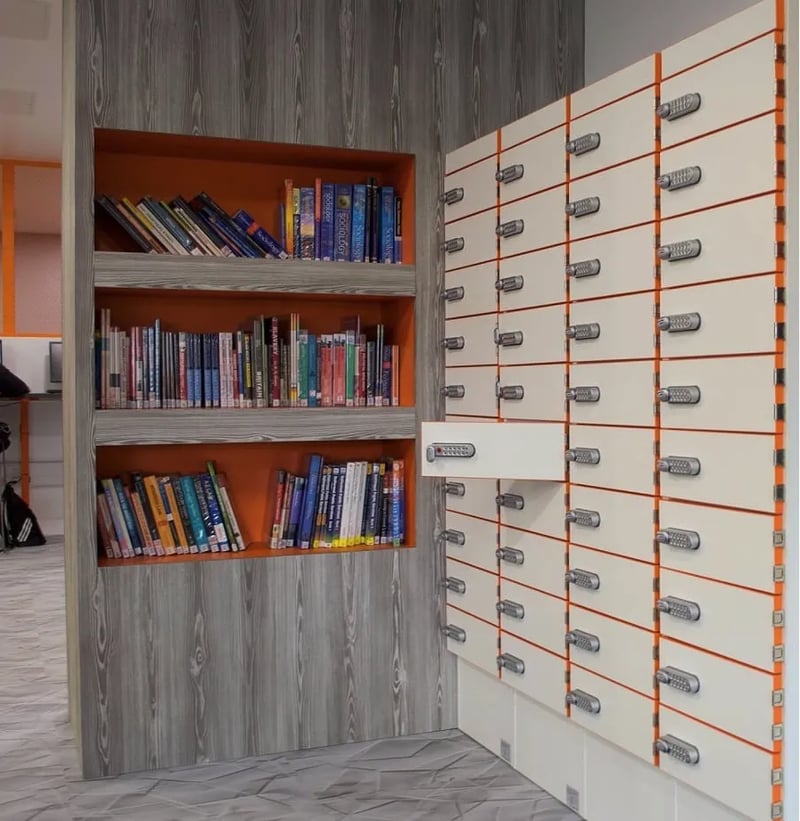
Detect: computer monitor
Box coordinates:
(48, 341, 62, 390)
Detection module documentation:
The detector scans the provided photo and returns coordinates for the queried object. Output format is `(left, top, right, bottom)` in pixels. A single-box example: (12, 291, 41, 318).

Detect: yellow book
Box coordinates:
(143, 475, 176, 555)
(162, 477, 190, 553)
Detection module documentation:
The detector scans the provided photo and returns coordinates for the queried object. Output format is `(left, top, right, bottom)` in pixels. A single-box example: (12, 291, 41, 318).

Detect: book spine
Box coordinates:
(217, 480, 244, 551)
(270, 470, 287, 548)
(283, 179, 294, 256)
(286, 476, 305, 548)
(95, 196, 155, 253)
(345, 330, 355, 408)
(96, 492, 120, 558)
(379, 186, 395, 263)
(129, 488, 155, 556)
(132, 473, 163, 555)
(391, 460, 402, 546)
(333, 184, 352, 262)
(278, 474, 295, 548)
(113, 478, 143, 556)
(298, 329, 308, 408)
(368, 178, 379, 262)
(299, 187, 315, 260)
(143, 475, 175, 554)
(164, 477, 192, 553)
(145, 196, 201, 254)
(171, 475, 197, 551)
(350, 184, 367, 262)
(206, 461, 236, 550)
(314, 177, 322, 260)
(200, 473, 230, 551)
(231, 209, 288, 259)
(157, 477, 183, 553)
(102, 480, 132, 557)
(180, 476, 210, 553)
(307, 334, 318, 408)
(298, 454, 323, 549)
(312, 465, 331, 548)
(393, 196, 403, 263)
(321, 183, 335, 261)
(325, 467, 342, 548)
(192, 474, 219, 552)
(195, 192, 266, 257)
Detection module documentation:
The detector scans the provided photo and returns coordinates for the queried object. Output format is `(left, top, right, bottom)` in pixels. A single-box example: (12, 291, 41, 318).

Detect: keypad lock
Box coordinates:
(656, 666, 701, 694)
(566, 323, 601, 340)
(496, 164, 524, 183)
(565, 196, 601, 217)
(656, 528, 701, 551)
(442, 529, 466, 545)
(657, 92, 702, 121)
(566, 447, 601, 464)
(658, 455, 701, 476)
(565, 629, 601, 653)
(566, 386, 601, 402)
(496, 493, 525, 510)
(496, 274, 524, 292)
(443, 624, 466, 643)
(566, 258, 601, 278)
(655, 734, 700, 765)
(658, 165, 702, 191)
(496, 329, 524, 347)
(442, 336, 465, 350)
(441, 187, 464, 205)
(444, 577, 467, 594)
(442, 286, 465, 302)
(497, 653, 526, 675)
(497, 599, 525, 619)
(445, 481, 465, 497)
(657, 312, 701, 333)
(566, 569, 601, 590)
(441, 385, 465, 399)
(497, 384, 525, 401)
(426, 442, 476, 462)
(444, 237, 465, 254)
(496, 546, 525, 565)
(496, 219, 525, 238)
(566, 508, 601, 528)
(658, 239, 702, 261)
(566, 132, 601, 156)
(657, 386, 701, 405)
(566, 689, 601, 714)
(657, 595, 701, 622)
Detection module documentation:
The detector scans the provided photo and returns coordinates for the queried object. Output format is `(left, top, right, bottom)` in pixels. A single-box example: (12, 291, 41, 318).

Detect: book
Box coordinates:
(334, 184, 353, 262)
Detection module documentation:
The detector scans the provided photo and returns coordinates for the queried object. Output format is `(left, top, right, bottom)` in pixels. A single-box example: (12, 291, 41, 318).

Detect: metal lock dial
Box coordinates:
(496, 219, 525, 238)
(566, 385, 601, 402)
(566, 569, 601, 590)
(566, 689, 601, 714)
(496, 329, 524, 347)
(442, 285, 465, 302)
(496, 546, 525, 565)
(657, 386, 701, 405)
(655, 734, 700, 765)
(496, 493, 524, 510)
(444, 577, 466, 594)
(565, 196, 601, 217)
(444, 237, 464, 253)
(441, 187, 464, 205)
(445, 481, 465, 497)
(427, 442, 476, 462)
(658, 239, 702, 262)
(566, 323, 601, 340)
(497, 384, 525, 401)
(566, 508, 601, 528)
(657, 595, 701, 622)
(565, 629, 601, 652)
(656, 666, 701, 694)
(496, 164, 524, 183)
(443, 529, 466, 545)
(497, 599, 525, 619)
(442, 336, 465, 350)
(658, 165, 702, 191)
(443, 624, 466, 643)
(441, 385, 465, 399)
(658, 455, 701, 476)
(566, 447, 601, 464)
(657, 312, 702, 333)
(657, 92, 702, 121)
(656, 528, 701, 551)
(497, 653, 526, 674)
(566, 258, 601, 278)
(566, 132, 601, 156)
(496, 274, 524, 292)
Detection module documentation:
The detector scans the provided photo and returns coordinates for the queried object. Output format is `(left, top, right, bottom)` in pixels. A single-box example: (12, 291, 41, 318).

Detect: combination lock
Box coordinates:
(496, 493, 525, 510)
(566, 386, 601, 402)
(496, 330, 524, 347)
(444, 577, 467, 594)
(444, 237, 464, 254)
(657, 386, 701, 405)
(566, 569, 601, 590)
(441, 187, 464, 205)
(496, 546, 525, 565)
(656, 527, 701, 551)
(426, 442, 476, 462)
(566, 447, 601, 464)
(565, 196, 601, 217)
(497, 653, 526, 674)
(496, 274, 524, 292)
(442, 529, 466, 545)
(442, 286, 465, 302)
(497, 599, 525, 619)
(566, 132, 601, 156)
(566, 508, 601, 528)
(441, 385, 465, 399)
(566, 689, 601, 714)
(658, 165, 702, 191)
(442, 336, 465, 350)
(496, 164, 524, 183)
(565, 629, 600, 653)
(445, 481, 465, 497)
(497, 384, 525, 401)
(658, 455, 701, 476)
(566, 323, 601, 340)
(496, 219, 525, 238)
(566, 258, 601, 278)
(655, 734, 700, 765)
(657, 92, 702, 121)
(656, 666, 701, 694)
(658, 239, 702, 262)
(657, 595, 701, 622)
(658, 312, 701, 333)
(443, 624, 466, 643)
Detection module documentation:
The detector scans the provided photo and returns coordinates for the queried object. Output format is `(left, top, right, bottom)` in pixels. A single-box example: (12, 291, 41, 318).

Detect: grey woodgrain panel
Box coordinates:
(94, 408, 417, 446)
(94, 253, 417, 296)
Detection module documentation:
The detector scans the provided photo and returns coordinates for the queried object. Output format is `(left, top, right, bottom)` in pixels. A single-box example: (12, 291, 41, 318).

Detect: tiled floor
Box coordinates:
(0, 542, 581, 820)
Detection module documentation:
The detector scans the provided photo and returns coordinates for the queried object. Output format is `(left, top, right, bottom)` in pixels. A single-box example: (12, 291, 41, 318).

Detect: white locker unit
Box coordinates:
(435, 3, 791, 819)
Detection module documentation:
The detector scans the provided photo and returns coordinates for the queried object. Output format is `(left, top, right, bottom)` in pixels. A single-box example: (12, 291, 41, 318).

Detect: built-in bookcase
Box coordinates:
(92, 128, 417, 567)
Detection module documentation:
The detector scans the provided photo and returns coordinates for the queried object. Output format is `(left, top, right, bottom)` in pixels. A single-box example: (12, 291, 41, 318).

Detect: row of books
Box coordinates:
(96, 311, 400, 409)
(270, 457, 405, 549)
(97, 463, 244, 559)
(282, 179, 401, 264)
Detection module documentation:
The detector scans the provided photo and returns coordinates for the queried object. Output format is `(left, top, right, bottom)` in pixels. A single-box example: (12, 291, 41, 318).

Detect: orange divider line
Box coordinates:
(569, 151, 658, 185)
(499, 523, 566, 542)
(568, 541, 656, 567)
(446, 556, 498, 577)
(500, 628, 567, 661)
(569, 661, 654, 700)
(662, 565, 780, 598)
(662, 634, 779, 676)
(446, 603, 498, 630)
(570, 82, 656, 123)
(567, 602, 654, 634)
(660, 703, 779, 755)
(445, 152, 500, 178)
(496, 179, 566, 210)
(661, 107, 779, 152)
(1, 161, 15, 335)
(444, 202, 502, 226)
(501, 119, 568, 154)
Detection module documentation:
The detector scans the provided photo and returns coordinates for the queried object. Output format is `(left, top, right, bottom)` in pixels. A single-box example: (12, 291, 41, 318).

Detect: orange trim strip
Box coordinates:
(662, 565, 779, 598)
(445, 151, 499, 178)
(500, 628, 567, 661)
(499, 523, 566, 542)
(445, 202, 501, 226)
(569, 661, 654, 700)
(570, 82, 656, 123)
(502, 578, 567, 605)
(1, 162, 15, 335)
(446, 603, 498, 629)
(447, 555, 499, 577)
(568, 541, 655, 567)
(661, 107, 779, 152)
(662, 634, 778, 676)
(661, 29, 778, 82)
(659, 703, 778, 754)
(496, 179, 566, 211)
(444, 508, 498, 527)
(569, 150, 658, 184)
(0, 158, 61, 169)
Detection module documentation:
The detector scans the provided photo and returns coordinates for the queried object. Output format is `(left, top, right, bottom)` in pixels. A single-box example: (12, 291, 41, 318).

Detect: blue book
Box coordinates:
(192, 474, 218, 551)
(298, 187, 315, 260)
(211, 334, 220, 408)
(193, 334, 202, 409)
(325, 466, 342, 547)
(200, 473, 230, 551)
(393, 196, 403, 264)
(279, 203, 287, 251)
(321, 183, 335, 261)
(113, 478, 143, 555)
(351, 184, 367, 262)
(298, 455, 324, 549)
(232, 209, 288, 259)
(334, 184, 352, 262)
(286, 476, 306, 547)
(308, 334, 318, 408)
(378, 186, 395, 263)
(180, 476, 210, 553)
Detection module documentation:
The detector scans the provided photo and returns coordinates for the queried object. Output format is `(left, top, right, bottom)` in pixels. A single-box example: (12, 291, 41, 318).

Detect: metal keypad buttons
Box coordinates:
(565, 629, 601, 652)
(444, 577, 467, 594)
(656, 92, 702, 121)
(496, 330, 524, 347)
(442, 336, 465, 350)
(442, 286, 465, 302)
(566, 323, 601, 340)
(656, 528, 701, 551)
(497, 599, 525, 619)
(657, 312, 701, 333)
(444, 237, 465, 254)
(427, 442, 476, 462)
(566, 508, 601, 528)
(657, 456, 701, 476)
(657, 386, 701, 405)
(496, 493, 525, 510)
(441, 187, 464, 205)
(566, 386, 601, 402)
(566, 447, 601, 464)
(497, 384, 525, 401)
(566, 259, 601, 278)
(441, 385, 465, 398)
(566, 132, 601, 156)
(656, 666, 701, 694)
(657, 595, 701, 622)
(565, 196, 601, 218)
(496, 274, 524, 293)
(658, 166, 702, 191)
(496, 164, 524, 184)
(445, 481, 465, 497)
(443, 529, 466, 545)
(496, 219, 525, 238)
(443, 624, 466, 643)
(497, 653, 525, 674)
(566, 689, 601, 714)
(566, 569, 601, 590)
(658, 239, 702, 261)
(655, 734, 700, 765)
(496, 546, 525, 565)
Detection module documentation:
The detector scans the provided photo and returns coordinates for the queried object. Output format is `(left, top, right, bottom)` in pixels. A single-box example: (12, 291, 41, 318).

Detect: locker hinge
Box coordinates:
(774, 565, 786, 583)
(776, 160, 786, 179)
(775, 368, 786, 386)
(564, 492, 570, 508)
(772, 801, 783, 819)
(776, 43, 786, 63)
(653, 440, 659, 456)
(653, 509, 659, 525)
(774, 449, 785, 467)
(773, 723, 784, 741)
(775, 404, 785, 422)
(775, 322, 786, 340)
(773, 610, 785, 627)
(775, 485, 785, 502)
(564, 609, 570, 626)
(653, 645, 659, 661)
(776, 205, 786, 224)
(652, 577, 660, 593)
(774, 530, 785, 547)
(776, 77, 786, 99)
(776, 241, 786, 259)
(774, 645, 785, 662)
(772, 768, 784, 786)
(773, 689, 785, 707)
(564, 669, 570, 685)
(775, 286, 786, 305)
(652, 711, 659, 729)
(776, 122, 786, 143)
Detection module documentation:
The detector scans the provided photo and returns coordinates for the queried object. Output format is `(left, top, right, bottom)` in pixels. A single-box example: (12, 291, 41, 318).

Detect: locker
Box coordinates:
(499, 632, 566, 714)
(501, 97, 567, 152)
(445, 131, 497, 175)
(443, 365, 498, 418)
(443, 261, 498, 320)
(499, 363, 567, 422)
(497, 185, 566, 257)
(444, 209, 497, 271)
(497, 304, 567, 366)
(568, 292, 655, 362)
(445, 558, 499, 625)
(568, 361, 655, 428)
(499, 528, 566, 599)
(444, 606, 499, 677)
(499, 578, 567, 657)
(498, 125, 567, 203)
(498, 479, 566, 539)
(442, 155, 497, 222)
(570, 55, 655, 119)
(497, 245, 567, 311)
(567, 546, 654, 629)
(444, 477, 498, 523)
(443, 510, 498, 573)
(443, 314, 497, 367)
(658, 569, 778, 672)
(567, 604, 654, 696)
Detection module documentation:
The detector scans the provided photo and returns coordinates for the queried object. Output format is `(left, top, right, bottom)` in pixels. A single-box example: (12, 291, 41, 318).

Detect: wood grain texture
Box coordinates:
(94, 407, 417, 446)
(64, 0, 584, 777)
(94, 252, 417, 296)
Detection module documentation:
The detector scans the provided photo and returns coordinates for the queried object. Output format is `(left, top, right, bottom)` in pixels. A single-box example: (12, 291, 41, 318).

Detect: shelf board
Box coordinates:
(94, 406, 417, 446)
(98, 541, 413, 568)
(94, 252, 416, 296)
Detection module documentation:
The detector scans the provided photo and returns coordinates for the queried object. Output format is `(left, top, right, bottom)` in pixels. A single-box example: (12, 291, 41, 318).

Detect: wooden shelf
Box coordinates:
(98, 540, 413, 568)
(94, 252, 416, 297)
(94, 406, 417, 446)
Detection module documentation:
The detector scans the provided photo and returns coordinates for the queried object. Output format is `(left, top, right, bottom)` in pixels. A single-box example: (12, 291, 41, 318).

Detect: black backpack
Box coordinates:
(2, 482, 46, 547)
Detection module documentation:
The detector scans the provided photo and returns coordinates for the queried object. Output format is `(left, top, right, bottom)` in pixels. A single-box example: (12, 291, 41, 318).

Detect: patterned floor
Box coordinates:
(0, 542, 580, 820)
